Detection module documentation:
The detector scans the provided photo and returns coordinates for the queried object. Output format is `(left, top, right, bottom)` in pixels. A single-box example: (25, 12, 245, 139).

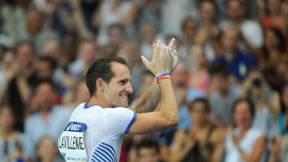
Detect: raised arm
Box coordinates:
(131, 39, 179, 113)
(129, 40, 179, 134)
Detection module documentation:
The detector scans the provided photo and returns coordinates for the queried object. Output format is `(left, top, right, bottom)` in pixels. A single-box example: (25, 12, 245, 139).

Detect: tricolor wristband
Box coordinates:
(155, 72, 171, 83)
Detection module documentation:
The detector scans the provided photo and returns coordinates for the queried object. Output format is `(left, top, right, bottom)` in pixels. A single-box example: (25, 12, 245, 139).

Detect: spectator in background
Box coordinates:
(278, 84, 288, 135)
(35, 55, 67, 97)
(208, 63, 241, 125)
(171, 61, 192, 130)
(35, 136, 64, 162)
(24, 79, 72, 159)
(242, 68, 281, 140)
(25, 7, 59, 54)
(187, 44, 210, 93)
(220, 0, 264, 52)
(140, 21, 163, 60)
(195, 0, 220, 61)
(258, 0, 288, 35)
(180, 17, 198, 57)
(94, 0, 138, 45)
(170, 98, 224, 162)
(69, 39, 97, 79)
(213, 26, 258, 82)
(35, 56, 57, 82)
(106, 23, 126, 49)
(0, 104, 25, 162)
(0, 50, 14, 100)
(0, 0, 27, 45)
(136, 0, 161, 32)
(135, 138, 163, 162)
(41, 39, 61, 60)
(5, 41, 37, 132)
(225, 98, 266, 162)
(41, 0, 75, 37)
(262, 27, 288, 91)
(161, 0, 198, 35)
(268, 135, 288, 162)
(62, 81, 90, 108)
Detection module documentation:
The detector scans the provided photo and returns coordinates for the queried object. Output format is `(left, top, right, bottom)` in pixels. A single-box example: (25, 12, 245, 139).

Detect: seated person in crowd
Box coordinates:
(208, 63, 242, 125)
(24, 79, 72, 159)
(212, 26, 258, 82)
(35, 136, 64, 162)
(135, 137, 163, 162)
(225, 98, 266, 162)
(170, 98, 224, 162)
(0, 104, 25, 162)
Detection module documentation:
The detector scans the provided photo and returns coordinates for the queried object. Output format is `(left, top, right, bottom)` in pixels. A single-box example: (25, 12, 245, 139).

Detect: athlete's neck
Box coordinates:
(87, 96, 111, 108)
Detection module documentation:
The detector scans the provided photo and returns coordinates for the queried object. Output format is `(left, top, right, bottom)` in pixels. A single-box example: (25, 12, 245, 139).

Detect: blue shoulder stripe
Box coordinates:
(125, 112, 137, 133)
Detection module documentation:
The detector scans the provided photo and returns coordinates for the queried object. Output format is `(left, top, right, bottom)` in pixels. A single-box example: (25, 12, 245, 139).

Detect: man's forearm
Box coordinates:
(132, 80, 160, 113)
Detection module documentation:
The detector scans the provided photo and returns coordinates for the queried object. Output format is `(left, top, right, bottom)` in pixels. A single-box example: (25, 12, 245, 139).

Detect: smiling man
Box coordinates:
(58, 40, 179, 162)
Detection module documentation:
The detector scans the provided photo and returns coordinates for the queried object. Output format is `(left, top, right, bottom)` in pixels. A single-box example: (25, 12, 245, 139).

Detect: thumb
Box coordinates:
(141, 56, 150, 68)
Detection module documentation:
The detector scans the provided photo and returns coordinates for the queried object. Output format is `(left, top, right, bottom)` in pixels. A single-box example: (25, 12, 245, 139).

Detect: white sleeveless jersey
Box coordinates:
(58, 103, 137, 162)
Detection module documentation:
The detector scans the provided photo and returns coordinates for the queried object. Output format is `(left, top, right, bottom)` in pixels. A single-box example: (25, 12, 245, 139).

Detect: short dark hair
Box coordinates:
(135, 138, 160, 156)
(181, 17, 196, 32)
(38, 56, 58, 71)
(15, 40, 35, 55)
(188, 98, 210, 112)
(208, 63, 229, 78)
(232, 97, 255, 119)
(35, 78, 56, 92)
(85, 56, 128, 96)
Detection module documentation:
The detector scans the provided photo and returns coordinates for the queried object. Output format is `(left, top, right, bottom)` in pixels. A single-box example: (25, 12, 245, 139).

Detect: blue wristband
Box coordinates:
(155, 72, 171, 80)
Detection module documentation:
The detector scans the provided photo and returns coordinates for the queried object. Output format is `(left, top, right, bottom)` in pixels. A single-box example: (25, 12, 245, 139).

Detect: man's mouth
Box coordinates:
(120, 94, 128, 100)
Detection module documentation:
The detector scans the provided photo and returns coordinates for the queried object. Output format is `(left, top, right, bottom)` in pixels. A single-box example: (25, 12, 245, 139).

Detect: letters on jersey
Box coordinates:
(58, 121, 88, 162)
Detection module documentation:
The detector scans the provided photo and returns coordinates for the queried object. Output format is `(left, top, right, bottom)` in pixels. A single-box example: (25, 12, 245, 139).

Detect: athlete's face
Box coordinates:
(103, 62, 133, 107)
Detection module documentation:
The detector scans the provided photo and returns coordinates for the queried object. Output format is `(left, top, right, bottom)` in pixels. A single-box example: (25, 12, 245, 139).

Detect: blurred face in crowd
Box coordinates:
(234, 101, 253, 128)
(35, 83, 56, 111)
(227, 0, 246, 20)
(108, 25, 124, 46)
(75, 82, 90, 104)
(102, 62, 133, 107)
(41, 40, 60, 59)
(141, 23, 158, 43)
(200, 1, 217, 23)
(138, 147, 160, 162)
(210, 73, 229, 93)
(16, 43, 34, 69)
(189, 101, 209, 125)
(189, 45, 208, 67)
(221, 28, 240, 53)
(78, 41, 97, 67)
(122, 41, 142, 66)
(26, 9, 43, 35)
(171, 61, 188, 87)
(182, 19, 197, 41)
(268, 0, 282, 14)
(36, 60, 54, 79)
(37, 137, 58, 162)
(265, 29, 279, 50)
(0, 106, 14, 131)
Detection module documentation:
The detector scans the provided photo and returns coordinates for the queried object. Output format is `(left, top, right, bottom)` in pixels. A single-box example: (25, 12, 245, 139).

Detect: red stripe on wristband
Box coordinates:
(156, 75, 171, 83)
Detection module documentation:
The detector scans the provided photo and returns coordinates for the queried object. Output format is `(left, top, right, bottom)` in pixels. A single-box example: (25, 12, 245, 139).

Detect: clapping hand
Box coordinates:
(141, 39, 180, 75)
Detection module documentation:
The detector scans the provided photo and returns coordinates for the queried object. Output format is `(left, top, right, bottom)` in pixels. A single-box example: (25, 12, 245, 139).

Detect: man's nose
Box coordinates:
(126, 82, 134, 94)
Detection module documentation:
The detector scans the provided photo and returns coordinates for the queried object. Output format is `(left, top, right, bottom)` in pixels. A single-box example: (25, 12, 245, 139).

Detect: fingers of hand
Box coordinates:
(141, 56, 150, 69)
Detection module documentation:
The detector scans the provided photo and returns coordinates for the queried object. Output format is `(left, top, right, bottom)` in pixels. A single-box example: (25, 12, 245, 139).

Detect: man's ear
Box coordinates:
(96, 78, 105, 92)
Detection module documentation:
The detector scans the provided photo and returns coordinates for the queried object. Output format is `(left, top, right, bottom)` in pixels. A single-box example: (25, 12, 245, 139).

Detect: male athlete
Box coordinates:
(57, 39, 179, 162)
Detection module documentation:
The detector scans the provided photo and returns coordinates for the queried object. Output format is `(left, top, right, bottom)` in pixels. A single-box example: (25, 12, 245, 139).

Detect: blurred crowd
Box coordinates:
(1, 0, 288, 162)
